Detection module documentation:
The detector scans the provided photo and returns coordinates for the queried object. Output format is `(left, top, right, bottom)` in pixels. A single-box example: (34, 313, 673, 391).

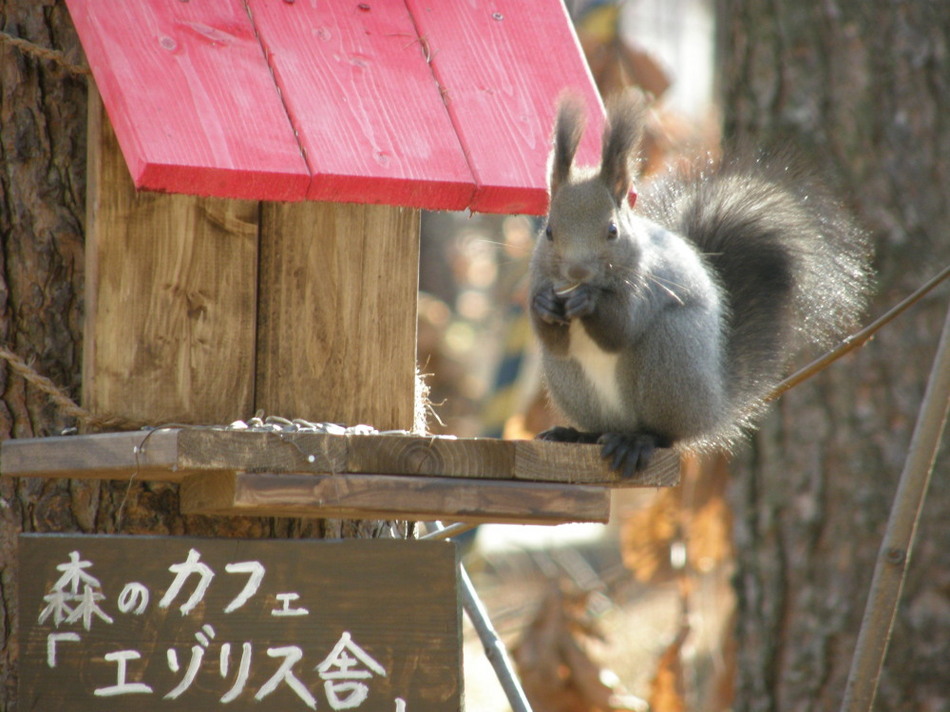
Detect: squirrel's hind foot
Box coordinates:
(599, 431, 672, 478)
(538, 427, 672, 477)
(536, 426, 602, 444)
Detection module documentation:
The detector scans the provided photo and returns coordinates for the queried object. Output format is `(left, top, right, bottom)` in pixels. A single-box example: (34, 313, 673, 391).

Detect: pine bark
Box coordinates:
(716, 1, 950, 710)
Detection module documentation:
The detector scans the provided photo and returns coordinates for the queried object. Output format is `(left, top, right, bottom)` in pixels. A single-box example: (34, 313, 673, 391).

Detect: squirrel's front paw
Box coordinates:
(532, 289, 569, 325)
(563, 284, 598, 319)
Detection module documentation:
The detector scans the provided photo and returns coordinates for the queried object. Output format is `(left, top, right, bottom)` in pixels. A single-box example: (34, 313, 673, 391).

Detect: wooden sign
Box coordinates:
(18, 535, 461, 711)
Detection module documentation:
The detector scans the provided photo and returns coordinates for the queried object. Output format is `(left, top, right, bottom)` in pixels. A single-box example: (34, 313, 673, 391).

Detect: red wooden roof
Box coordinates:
(67, 0, 604, 214)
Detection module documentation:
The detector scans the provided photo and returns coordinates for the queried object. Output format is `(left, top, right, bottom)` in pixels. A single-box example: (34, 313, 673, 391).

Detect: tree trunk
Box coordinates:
(0, 3, 390, 709)
(716, 1, 949, 710)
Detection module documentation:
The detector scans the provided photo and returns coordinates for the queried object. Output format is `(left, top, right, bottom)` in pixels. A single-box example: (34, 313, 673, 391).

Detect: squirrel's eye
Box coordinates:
(606, 221, 619, 240)
(544, 225, 553, 241)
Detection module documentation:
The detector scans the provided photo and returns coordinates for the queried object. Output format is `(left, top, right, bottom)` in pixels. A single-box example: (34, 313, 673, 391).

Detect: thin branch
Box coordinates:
(459, 564, 533, 712)
(426, 521, 533, 712)
(419, 522, 477, 541)
(840, 300, 950, 712)
(768, 264, 950, 401)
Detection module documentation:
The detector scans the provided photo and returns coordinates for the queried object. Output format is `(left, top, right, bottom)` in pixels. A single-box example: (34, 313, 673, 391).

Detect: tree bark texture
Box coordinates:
(0, 3, 392, 709)
(716, 2, 949, 711)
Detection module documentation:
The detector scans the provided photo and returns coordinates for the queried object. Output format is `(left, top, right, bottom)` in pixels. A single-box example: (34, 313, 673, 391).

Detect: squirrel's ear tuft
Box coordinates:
(600, 90, 646, 206)
(550, 94, 585, 197)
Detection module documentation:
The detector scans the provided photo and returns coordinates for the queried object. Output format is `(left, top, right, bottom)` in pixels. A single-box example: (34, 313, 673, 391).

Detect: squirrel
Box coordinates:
(530, 91, 872, 477)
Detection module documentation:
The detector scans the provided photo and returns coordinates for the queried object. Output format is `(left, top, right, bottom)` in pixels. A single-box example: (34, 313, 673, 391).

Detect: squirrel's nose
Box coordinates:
(566, 264, 594, 282)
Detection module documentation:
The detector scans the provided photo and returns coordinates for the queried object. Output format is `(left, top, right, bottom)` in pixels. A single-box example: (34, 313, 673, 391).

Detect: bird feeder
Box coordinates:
(2, 0, 679, 525)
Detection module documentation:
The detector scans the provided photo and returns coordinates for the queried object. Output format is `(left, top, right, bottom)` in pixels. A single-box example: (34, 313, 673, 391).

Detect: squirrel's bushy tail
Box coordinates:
(642, 154, 873, 436)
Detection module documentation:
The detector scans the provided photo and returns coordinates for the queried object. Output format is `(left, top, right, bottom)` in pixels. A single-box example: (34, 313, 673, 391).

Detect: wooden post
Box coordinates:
(84, 89, 420, 430)
(83, 88, 259, 424)
(256, 202, 420, 431)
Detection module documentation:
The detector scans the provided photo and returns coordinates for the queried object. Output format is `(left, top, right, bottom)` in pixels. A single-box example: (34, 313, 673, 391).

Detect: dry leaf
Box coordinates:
(513, 584, 648, 712)
(621, 453, 733, 582)
(648, 625, 690, 712)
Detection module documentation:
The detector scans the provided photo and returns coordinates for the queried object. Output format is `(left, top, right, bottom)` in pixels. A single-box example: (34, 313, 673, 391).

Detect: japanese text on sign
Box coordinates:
(19, 535, 461, 712)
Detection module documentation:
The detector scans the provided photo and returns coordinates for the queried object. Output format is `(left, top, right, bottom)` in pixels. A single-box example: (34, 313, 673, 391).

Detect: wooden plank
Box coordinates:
(345, 434, 680, 487)
(66, 0, 310, 200)
(255, 203, 420, 431)
(180, 432, 670, 487)
(406, 0, 605, 214)
(180, 471, 611, 524)
(176, 429, 346, 474)
(514, 440, 681, 488)
(247, 0, 475, 210)
(2, 431, 680, 488)
(83, 89, 260, 425)
(19, 534, 461, 711)
(344, 434, 516, 479)
(66, 0, 604, 211)
(0, 431, 185, 482)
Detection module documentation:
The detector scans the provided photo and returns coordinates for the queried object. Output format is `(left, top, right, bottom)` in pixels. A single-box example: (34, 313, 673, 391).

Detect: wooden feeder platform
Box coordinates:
(0, 0, 682, 529)
(1, 430, 679, 525)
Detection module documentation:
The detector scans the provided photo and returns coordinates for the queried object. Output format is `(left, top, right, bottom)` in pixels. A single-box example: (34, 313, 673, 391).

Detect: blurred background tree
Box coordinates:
(717, 2, 949, 710)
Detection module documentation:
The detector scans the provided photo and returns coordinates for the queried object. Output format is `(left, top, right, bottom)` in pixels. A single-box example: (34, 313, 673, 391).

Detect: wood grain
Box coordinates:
(247, 0, 475, 210)
(2, 431, 680, 489)
(0, 431, 184, 482)
(514, 440, 681, 487)
(181, 471, 611, 524)
(406, 0, 606, 214)
(65, 0, 310, 201)
(84, 89, 259, 424)
(345, 434, 516, 479)
(176, 429, 346, 474)
(255, 202, 420, 430)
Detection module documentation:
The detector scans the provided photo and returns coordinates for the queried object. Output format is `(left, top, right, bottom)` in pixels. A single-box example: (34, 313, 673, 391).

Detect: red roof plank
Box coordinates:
(406, 0, 605, 215)
(66, 0, 604, 213)
(66, 0, 310, 201)
(246, 0, 475, 211)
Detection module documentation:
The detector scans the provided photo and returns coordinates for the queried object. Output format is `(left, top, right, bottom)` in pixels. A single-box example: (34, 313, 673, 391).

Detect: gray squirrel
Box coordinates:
(530, 91, 872, 476)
